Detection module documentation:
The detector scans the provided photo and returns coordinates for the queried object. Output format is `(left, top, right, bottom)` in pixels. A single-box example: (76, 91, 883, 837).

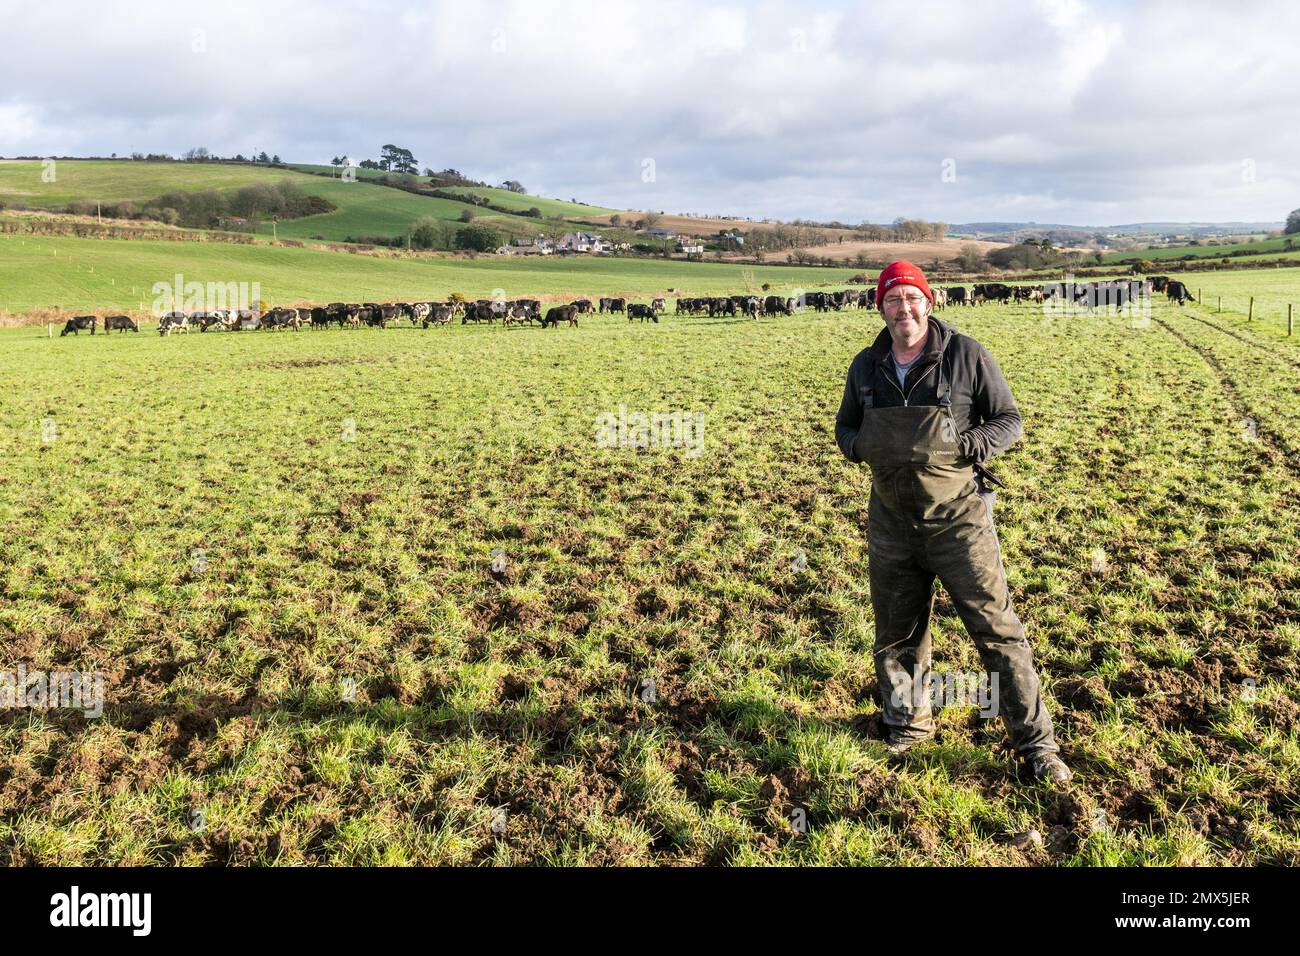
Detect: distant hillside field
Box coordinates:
(0, 160, 566, 244)
(0, 232, 861, 315)
(289, 164, 619, 217)
(1104, 235, 1300, 263)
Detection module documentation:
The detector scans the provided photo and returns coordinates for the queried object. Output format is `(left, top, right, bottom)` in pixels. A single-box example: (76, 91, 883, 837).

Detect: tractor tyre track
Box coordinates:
(1151, 314, 1300, 474)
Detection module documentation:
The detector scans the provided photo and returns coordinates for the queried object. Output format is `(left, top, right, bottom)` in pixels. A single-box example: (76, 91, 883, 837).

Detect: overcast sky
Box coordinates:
(1, 0, 1295, 226)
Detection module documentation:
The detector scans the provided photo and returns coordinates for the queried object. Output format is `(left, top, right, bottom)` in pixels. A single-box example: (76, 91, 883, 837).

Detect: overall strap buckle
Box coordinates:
(935, 346, 953, 407)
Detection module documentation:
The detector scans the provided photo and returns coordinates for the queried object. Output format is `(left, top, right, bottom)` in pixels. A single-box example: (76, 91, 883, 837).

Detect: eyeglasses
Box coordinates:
(882, 294, 928, 309)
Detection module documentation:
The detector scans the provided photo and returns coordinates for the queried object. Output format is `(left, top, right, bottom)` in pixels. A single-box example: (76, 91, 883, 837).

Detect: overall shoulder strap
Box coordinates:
(860, 351, 878, 407)
(935, 341, 953, 407)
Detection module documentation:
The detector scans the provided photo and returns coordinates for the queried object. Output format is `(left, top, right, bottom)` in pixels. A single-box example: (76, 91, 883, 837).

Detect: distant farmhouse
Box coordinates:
(554, 231, 609, 253)
(496, 236, 554, 255)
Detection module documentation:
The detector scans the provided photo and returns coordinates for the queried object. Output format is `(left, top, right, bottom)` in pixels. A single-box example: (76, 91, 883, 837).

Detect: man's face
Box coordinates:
(881, 283, 930, 347)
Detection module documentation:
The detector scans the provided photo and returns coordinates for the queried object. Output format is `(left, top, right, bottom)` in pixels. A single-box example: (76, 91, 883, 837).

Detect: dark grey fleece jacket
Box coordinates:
(834, 315, 1023, 465)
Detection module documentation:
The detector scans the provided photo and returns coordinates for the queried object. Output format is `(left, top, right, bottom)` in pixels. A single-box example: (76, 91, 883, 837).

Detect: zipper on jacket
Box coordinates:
(882, 356, 938, 408)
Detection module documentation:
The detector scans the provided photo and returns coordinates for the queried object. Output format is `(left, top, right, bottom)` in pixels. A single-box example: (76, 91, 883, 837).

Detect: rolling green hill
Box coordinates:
(1104, 234, 1300, 264)
(287, 165, 617, 218)
(0, 160, 592, 245)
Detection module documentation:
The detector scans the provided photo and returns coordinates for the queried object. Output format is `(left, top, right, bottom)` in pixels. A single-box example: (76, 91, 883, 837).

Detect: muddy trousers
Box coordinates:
(867, 485, 1060, 758)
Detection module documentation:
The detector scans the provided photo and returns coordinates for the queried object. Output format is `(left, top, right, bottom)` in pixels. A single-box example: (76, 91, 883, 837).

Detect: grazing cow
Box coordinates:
(60, 315, 96, 336)
(423, 304, 455, 327)
(1166, 281, 1193, 305)
(1149, 276, 1170, 293)
(542, 304, 579, 328)
(504, 303, 537, 327)
(325, 303, 357, 328)
(310, 307, 330, 329)
(159, 312, 190, 335)
(462, 302, 497, 324)
(651, 297, 665, 313)
(932, 288, 948, 309)
(598, 297, 614, 313)
(104, 315, 139, 333)
(763, 295, 790, 315)
(262, 308, 300, 330)
(235, 310, 261, 331)
(742, 296, 762, 318)
(946, 287, 968, 306)
(627, 303, 658, 323)
(573, 298, 594, 314)
(972, 283, 1013, 304)
(402, 302, 431, 326)
(608, 297, 626, 314)
(191, 311, 227, 331)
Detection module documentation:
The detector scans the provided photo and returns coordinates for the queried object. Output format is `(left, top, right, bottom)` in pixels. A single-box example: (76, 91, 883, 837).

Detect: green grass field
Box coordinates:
(1, 284, 1298, 865)
(289, 166, 619, 219)
(0, 232, 855, 315)
(1104, 235, 1300, 264)
(0, 161, 569, 245)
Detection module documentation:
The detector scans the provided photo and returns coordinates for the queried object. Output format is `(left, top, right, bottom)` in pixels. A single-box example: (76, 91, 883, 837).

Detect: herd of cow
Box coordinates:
(56, 275, 1198, 337)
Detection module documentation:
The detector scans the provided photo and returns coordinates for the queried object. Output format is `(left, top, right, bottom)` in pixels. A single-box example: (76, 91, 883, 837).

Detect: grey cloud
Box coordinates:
(0, 0, 1294, 224)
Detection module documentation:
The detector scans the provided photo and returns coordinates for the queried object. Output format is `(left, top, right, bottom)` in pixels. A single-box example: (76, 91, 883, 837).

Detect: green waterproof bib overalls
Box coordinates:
(853, 347, 1060, 758)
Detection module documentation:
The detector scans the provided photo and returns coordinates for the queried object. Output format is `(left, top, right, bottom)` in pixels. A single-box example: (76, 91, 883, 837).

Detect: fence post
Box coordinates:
(1248, 296, 1254, 322)
(1289, 303, 1293, 337)
(1218, 296, 1222, 313)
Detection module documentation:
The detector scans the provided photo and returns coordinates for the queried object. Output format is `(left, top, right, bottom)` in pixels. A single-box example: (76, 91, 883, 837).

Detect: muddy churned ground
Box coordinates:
(1, 295, 1297, 865)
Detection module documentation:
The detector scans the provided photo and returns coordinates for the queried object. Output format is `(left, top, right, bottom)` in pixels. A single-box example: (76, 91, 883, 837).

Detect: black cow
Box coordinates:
(972, 283, 1013, 304)
(947, 286, 968, 306)
(60, 316, 96, 336)
(462, 303, 496, 324)
(104, 315, 138, 333)
(627, 304, 658, 323)
(1166, 281, 1193, 305)
(573, 298, 594, 314)
(763, 295, 789, 315)
(543, 304, 579, 327)
(1149, 276, 1170, 293)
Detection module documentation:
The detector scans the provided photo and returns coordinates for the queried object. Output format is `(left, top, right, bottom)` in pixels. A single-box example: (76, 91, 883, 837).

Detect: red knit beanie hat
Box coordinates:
(876, 260, 933, 310)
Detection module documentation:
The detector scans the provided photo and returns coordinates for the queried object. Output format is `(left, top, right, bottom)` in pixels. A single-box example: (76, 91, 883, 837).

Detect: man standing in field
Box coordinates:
(835, 261, 1071, 784)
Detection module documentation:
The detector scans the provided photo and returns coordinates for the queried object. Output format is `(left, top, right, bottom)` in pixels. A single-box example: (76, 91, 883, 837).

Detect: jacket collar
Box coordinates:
(869, 314, 954, 365)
